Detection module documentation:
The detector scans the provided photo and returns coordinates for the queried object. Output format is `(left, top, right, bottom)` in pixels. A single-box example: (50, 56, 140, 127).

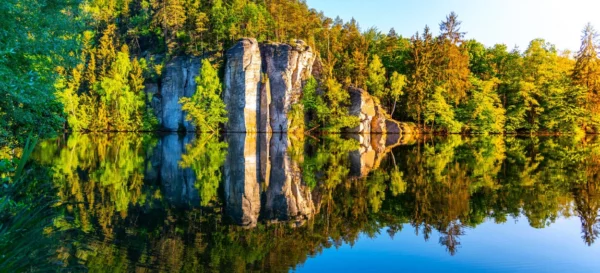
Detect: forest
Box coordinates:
(3, 1, 600, 271)
(3, 0, 600, 148)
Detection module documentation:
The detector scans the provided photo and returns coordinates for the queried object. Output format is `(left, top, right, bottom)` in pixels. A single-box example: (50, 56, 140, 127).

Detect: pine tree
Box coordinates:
(573, 23, 600, 131)
(406, 26, 435, 128)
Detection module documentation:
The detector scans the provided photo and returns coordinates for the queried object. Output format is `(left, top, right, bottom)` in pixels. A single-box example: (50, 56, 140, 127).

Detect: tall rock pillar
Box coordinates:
(224, 38, 263, 132)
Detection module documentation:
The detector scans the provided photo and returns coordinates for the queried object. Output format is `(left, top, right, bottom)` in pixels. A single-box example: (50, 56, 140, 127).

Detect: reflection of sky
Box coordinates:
(294, 216, 600, 273)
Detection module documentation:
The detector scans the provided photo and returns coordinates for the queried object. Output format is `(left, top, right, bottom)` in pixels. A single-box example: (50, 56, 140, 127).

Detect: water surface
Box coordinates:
(31, 133, 600, 272)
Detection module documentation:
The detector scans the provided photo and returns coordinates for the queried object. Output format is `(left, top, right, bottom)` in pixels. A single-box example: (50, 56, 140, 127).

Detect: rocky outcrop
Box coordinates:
(348, 87, 418, 135)
(223, 39, 316, 133)
(159, 57, 202, 131)
(261, 41, 316, 132)
(348, 87, 376, 134)
(224, 38, 263, 133)
(151, 38, 416, 135)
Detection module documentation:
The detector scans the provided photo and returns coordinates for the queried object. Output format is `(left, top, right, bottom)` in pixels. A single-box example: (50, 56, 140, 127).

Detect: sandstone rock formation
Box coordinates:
(151, 38, 417, 135)
(347, 87, 418, 136)
(159, 57, 202, 131)
(261, 41, 316, 132)
(224, 38, 262, 132)
(348, 87, 376, 134)
(222, 39, 316, 133)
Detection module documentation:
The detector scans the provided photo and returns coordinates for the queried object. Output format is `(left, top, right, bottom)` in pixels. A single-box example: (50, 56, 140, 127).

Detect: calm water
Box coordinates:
(30, 133, 600, 272)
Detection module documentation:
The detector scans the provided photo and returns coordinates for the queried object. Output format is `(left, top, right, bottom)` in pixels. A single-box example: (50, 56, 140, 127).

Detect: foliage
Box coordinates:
(179, 59, 228, 133)
(458, 77, 506, 134)
(321, 78, 360, 132)
(0, 136, 67, 272)
(0, 0, 81, 146)
(179, 134, 228, 206)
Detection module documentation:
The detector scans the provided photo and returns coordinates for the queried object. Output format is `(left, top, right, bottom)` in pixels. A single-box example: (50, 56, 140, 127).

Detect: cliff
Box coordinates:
(149, 38, 416, 135)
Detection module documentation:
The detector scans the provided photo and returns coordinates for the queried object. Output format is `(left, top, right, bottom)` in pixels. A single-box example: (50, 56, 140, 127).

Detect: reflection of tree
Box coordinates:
(573, 146, 600, 245)
(179, 133, 227, 206)
(35, 134, 156, 235)
(27, 134, 600, 271)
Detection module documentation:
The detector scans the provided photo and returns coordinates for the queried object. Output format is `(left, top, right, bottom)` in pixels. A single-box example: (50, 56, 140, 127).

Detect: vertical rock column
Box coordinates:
(261, 41, 315, 133)
(160, 57, 201, 131)
(224, 38, 263, 132)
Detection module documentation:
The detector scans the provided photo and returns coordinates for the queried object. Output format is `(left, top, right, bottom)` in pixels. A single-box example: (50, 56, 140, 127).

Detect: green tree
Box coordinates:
(458, 77, 506, 133)
(0, 0, 80, 145)
(323, 78, 360, 131)
(406, 26, 436, 129)
(389, 71, 407, 116)
(179, 59, 228, 133)
(366, 55, 387, 99)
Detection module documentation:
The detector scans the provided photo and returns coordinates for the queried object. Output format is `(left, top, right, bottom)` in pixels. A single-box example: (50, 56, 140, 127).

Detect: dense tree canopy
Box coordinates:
(4, 0, 600, 146)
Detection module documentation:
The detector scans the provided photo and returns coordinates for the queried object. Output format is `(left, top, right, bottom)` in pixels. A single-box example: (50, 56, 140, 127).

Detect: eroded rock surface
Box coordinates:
(160, 57, 201, 131)
(224, 38, 263, 133)
(348, 87, 376, 133)
(261, 41, 315, 132)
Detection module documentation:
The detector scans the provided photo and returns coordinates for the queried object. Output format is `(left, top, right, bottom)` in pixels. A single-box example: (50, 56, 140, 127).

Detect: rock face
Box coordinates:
(348, 87, 418, 135)
(261, 41, 315, 132)
(151, 38, 417, 135)
(223, 39, 316, 133)
(224, 38, 263, 133)
(348, 87, 376, 133)
(159, 57, 202, 131)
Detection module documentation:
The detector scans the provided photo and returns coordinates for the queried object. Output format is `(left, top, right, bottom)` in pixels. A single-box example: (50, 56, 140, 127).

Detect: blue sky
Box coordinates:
(305, 0, 600, 52)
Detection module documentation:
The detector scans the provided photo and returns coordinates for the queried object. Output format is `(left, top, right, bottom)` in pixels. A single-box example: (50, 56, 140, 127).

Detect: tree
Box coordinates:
(366, 55, 387, 99)
(151, 0, 187, 53)
(322, 78, 360, 131)
(458, 77, 506, 133)
(0, 0, 80, 145)
(572, 23, 600, 132)
(389, 72, 407, 116)
(424, 87, 462, 133)
(437, 12, 471, 104)
(179, 59, 228, 133)
(406, 26, 436, 128)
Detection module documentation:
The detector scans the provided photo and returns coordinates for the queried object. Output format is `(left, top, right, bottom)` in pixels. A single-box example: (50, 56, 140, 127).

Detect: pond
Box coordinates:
(29, 133, 600, 272)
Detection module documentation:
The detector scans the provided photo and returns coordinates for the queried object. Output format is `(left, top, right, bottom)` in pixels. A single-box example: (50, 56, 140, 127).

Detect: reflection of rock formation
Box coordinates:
(224, 133, 262, 227)
(223, 133, 315, 227)
(147, 134, 200, 207)
(263, 134, 315, 226)
(349, 132, 412, 179)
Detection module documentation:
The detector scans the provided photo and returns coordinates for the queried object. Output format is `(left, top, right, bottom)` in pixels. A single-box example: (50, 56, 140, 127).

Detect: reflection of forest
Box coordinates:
(32, 133, 600, 271)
